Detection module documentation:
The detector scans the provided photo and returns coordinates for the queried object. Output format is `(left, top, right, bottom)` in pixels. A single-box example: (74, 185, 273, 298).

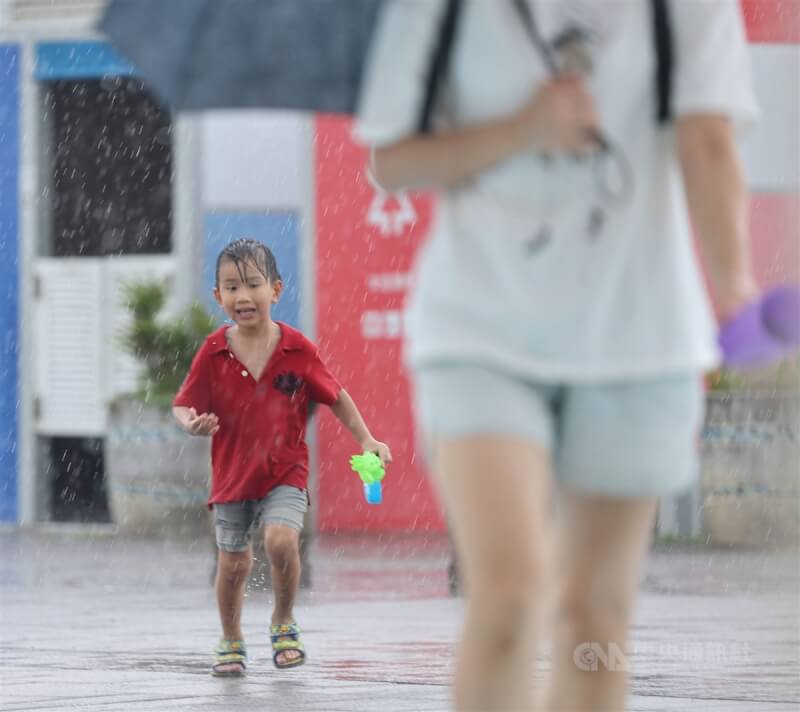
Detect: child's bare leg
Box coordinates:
(547, 494, 658, 712)
(264, 524, 302, 665)
(215, 548, 253, 673)
(433, 435, 553, 712)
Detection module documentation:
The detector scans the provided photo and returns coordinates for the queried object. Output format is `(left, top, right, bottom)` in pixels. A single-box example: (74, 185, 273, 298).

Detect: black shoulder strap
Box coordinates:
(418, 0, 672, 131)
(418, 0, 461, 134)
(650, 0, 673, 124)
(511, 0, 674, 125)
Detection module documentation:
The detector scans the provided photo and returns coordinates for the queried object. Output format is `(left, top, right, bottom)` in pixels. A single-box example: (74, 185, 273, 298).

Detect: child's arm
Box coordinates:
(328, 390, 392, 465)
(677, 114, 759, 321)
(173, 406, 219, 436)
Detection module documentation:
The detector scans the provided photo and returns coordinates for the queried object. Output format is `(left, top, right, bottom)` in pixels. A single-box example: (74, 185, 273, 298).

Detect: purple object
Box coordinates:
(719, 285, 800, 370)
(762, 285, 800, 345)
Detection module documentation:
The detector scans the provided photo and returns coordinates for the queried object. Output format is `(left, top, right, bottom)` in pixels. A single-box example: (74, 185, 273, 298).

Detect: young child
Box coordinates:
(173, 238, 391, 676)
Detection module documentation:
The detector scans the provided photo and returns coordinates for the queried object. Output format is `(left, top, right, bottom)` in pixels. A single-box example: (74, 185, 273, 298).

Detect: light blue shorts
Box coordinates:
(413, 365, 705, 497)
(213, 486, 308, 552)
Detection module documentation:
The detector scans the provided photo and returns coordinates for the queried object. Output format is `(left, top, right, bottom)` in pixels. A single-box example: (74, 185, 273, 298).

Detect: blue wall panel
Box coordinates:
(0, 45, 20, 522)
(204, 212, 301, 328)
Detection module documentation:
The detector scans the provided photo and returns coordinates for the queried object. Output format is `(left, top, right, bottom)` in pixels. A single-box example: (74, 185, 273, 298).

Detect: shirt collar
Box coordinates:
(207, 321, 304, 355)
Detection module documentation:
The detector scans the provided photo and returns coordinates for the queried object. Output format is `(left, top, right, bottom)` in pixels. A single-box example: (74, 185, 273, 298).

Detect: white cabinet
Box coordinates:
(33, 256, 176, 436)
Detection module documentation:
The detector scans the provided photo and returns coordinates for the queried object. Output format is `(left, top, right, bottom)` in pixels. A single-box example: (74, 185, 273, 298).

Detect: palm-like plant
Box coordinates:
(119, 281, 216, 409)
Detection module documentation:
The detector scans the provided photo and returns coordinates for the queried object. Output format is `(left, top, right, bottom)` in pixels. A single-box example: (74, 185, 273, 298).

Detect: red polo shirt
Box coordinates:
(173, 322, 342, 505)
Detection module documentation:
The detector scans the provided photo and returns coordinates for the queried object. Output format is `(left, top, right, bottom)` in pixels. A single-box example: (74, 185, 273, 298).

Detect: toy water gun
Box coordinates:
(350, 452, 385, 505)
(719, 285, 800, 370)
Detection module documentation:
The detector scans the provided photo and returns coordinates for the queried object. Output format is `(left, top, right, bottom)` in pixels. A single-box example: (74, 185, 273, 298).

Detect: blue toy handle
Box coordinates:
(364, 481, 383, 505)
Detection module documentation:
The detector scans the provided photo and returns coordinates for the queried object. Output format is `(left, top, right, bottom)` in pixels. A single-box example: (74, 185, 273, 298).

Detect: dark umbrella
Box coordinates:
(98, 0, 383, 113)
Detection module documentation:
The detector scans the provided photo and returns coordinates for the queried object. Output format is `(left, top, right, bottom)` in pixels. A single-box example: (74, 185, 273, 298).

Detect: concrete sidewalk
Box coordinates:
(1, 530, 798, 711)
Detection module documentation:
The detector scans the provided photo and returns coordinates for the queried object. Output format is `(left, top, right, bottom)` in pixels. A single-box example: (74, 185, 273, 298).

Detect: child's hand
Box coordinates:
(361, 438, 392, 466)
(186, 408, 220, 436)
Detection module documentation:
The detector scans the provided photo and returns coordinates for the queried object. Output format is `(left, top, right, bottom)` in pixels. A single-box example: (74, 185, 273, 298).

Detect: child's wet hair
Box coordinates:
(215, 238, 282, 286)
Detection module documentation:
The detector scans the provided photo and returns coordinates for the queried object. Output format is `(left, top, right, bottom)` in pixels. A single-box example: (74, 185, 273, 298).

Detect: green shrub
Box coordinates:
(118, 281, 216, 410)
(707, 356, 800, 393)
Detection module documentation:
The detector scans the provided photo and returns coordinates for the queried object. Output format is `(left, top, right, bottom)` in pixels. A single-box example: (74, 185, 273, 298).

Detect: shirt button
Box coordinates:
(241, 370, 248, 377)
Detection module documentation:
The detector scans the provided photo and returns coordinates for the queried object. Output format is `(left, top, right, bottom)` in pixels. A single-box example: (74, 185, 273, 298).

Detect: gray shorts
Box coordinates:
(414, 365, 705, 497)
(213, 485, 308, 552)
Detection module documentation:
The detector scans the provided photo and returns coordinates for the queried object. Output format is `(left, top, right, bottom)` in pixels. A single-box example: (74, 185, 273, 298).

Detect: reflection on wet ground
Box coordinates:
(1, 530, 798, 711)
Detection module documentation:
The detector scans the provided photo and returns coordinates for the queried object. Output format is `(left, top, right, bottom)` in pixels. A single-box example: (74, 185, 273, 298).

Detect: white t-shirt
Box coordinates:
(354, 0, 758, 381)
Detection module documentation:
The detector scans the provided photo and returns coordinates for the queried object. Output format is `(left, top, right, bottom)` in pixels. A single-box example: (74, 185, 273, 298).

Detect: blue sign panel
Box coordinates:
(35, 41, 137, 80)
(204, 212, 301, 328)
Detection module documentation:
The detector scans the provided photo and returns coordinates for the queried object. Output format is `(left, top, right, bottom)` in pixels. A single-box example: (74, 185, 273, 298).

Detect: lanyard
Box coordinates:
(509, 0, 635, 243)
(511, 0, 560, 75)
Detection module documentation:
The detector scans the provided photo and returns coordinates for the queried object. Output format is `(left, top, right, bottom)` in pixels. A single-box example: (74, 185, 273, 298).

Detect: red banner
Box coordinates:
(741, 0, 800, 43)
(750, 193, 800, 288)
(314, 115, 445, 533)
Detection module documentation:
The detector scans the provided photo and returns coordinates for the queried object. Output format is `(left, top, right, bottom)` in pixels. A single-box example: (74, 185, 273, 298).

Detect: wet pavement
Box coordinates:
(1, 529, 798, 711)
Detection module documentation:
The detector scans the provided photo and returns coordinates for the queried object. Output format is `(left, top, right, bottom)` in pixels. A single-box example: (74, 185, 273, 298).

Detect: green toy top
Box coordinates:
(350, 452, 385, 485)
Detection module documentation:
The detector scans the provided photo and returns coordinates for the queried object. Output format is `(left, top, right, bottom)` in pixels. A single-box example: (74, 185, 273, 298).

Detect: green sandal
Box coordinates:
(270, 623, 306, 670)
(212, 639, 247, 677)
